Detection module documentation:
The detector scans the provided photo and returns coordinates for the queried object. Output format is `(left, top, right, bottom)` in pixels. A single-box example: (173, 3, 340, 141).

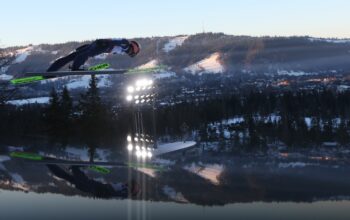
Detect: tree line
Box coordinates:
(1, 76, 350, 150)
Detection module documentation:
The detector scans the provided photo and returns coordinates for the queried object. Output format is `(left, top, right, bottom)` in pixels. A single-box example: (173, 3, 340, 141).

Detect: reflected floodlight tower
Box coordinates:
(125, 78, 157, 159)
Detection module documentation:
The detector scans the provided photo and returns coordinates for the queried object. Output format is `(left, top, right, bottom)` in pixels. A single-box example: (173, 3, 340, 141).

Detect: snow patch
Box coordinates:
(184, 52, 225, 74)
(309, 37, 350, 44)
(94, 53, 108, 60)
(153, 71, 176, 79)
(0, 156, 10, 162)
(136, 168, 157, 178)
(277, 70, 316, 76)
(278, 162, 312, 169)
(11, 173, 25, 184)
(154, 141, 196, 156)
(162, 185, 188, 203)
(7, 97, 50, 106)
(0, 73, 13, 80)
(64, 147, 111, 162)
(184, 163, 223, 185)
(1, 66, 9, 73)
(163, 36, 189, 52)
(137, 59, 159, 69)
(12, 46, 33, 64)
(66, 75, 112, 90)
(153, 158, 176, 166)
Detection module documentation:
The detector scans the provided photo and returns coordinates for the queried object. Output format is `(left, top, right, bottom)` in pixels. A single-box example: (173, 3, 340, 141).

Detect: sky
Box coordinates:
(1, 0, 350, 47)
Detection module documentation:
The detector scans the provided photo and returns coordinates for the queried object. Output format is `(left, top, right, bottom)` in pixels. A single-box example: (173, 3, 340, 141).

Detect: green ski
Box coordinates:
(10, 152, 43, 161)
(11, 63, 111, 85)
(10, 76, 45, 85)
(88, 166, 111, 174)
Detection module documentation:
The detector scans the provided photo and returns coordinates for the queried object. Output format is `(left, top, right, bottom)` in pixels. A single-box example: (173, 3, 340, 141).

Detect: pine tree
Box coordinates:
(59, 86, 73, 140)
(78, 75, 106, 143)
(46, 87, 61, 136)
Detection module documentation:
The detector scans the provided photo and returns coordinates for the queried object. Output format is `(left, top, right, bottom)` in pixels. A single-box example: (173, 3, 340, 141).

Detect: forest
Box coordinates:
(1, 75, 350, 151)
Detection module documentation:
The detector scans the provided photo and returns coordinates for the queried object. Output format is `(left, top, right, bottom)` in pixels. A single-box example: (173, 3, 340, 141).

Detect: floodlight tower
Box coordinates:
(125, 78, 156, 160)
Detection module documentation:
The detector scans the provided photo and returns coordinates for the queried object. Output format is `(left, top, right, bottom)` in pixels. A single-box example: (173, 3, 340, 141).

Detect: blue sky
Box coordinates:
(1, 0, 350, 47)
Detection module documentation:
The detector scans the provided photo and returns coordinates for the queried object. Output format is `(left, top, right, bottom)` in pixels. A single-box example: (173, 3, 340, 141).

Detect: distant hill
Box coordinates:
(2, 32, 350, 81)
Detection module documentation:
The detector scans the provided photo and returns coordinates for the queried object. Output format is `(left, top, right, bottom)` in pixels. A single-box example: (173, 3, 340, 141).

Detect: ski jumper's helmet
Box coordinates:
(129, 41, 141, 57)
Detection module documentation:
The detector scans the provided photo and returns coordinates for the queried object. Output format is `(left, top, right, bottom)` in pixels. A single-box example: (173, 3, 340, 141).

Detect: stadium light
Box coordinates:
(126, 95, 133, 102)
(127, 144, 133, 151)
(127, 86, 135, 93)
(127, 135, 132, 142)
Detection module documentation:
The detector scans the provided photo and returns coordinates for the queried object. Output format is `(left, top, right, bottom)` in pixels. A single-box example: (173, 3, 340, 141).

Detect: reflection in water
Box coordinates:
(47, 165, 140, 198)
(183, 163, 224, 185)
(1, 145, 350, 219)
(0, 190, 350, 220)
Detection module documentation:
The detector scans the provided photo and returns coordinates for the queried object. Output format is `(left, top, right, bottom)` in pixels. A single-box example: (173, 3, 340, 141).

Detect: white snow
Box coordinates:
(184, 163, 223, 185)
(277, 70, 316, 76)
(163, 36, 189, 52)
(305, 117, 312, 128)
(94, 53, 109, 60)
(309, 37, 350, 44)
(7, 97, 50, 106)
(65, 147, 89, 160)
(0, 156, 10, 162)
(153, 71, 176, 79)
(66, 75, 112, 90)
(278, 162, 313, 169)
(0, 73, 13, 80)
(223, 130, 231, 139)
(12, 46, 33, 64)
(11, 173, 25, 184)
(226, 117, 245, 124)
(64, 147, 111, 162)
(1, 66, 9, 73)
(162, 185, 188, 203)
(8, 146, 24, 152)
(154, 141, 196, 156)
(137, 59, 159, 69)
(136, 167, 157, 178)
(184, 52, 225, 74)
(51, 51, 59, 55)
(153, 158, 176, 166)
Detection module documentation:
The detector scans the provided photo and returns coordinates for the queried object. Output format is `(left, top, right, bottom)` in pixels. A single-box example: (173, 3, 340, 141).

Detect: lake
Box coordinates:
(1, 144, 350, 220)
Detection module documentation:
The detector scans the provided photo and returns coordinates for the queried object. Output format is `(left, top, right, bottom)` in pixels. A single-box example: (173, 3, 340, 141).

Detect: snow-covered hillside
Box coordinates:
(136, 59, 176, 79)
(308, 37, 350, 44)
(163, 36, 189, 52)
(277, 70, 317, 76)
(184, 52, 225, 74)
(0, 73, 13, 80)
(7, 97, 50, 106)
(12, 46, 33, 64)
(65, 75, 112, 90)
(137, 59, 159, 69)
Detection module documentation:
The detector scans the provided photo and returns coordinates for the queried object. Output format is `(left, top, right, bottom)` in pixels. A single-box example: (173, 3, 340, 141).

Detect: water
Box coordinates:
(1, 190, 350, 220)
(1, 145, 350, 219)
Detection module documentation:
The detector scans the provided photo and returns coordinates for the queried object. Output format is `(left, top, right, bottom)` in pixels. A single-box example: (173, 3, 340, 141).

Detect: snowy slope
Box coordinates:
(184, 52, 225, 74)
(12, 46, 33, 64)
(137, 59, 159, 69)
(163, 36, 189, 52)
(308, 37, 350, 44)
(277, 70, 317, 76)
(65, 75, 112, 90)
(137, 59, 176, 79)
(7, 97, 50, 106)
(154, 141, 196, 156)
(184, 163, 223, 185)
(0, 73, 13, 80)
